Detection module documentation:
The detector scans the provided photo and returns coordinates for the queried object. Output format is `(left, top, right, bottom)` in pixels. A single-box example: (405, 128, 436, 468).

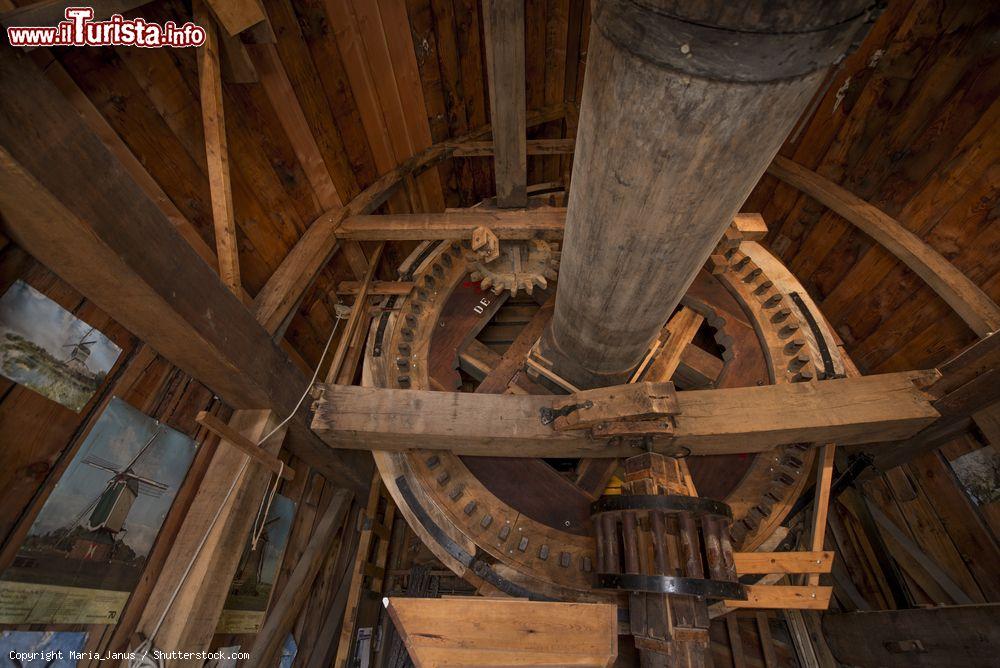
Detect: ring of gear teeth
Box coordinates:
(469, 239, 560, 297)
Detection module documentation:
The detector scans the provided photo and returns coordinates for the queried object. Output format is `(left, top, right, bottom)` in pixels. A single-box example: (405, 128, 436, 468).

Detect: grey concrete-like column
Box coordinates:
(539, 0, 878, 388)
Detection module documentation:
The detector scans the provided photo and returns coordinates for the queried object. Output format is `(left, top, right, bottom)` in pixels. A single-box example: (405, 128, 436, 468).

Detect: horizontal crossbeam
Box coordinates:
(311, 371, 940, 457)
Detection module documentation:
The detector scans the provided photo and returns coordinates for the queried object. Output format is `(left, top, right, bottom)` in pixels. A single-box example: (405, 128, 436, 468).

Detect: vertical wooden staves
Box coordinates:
(482, 0, 527, 207)
(197, 7, 242, 298)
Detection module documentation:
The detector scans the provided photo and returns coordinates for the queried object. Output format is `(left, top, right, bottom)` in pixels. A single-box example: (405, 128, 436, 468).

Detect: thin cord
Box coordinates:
(251, 461, 283, 550)
(130, 307, 349, 666)
(255, 312, 345, 446)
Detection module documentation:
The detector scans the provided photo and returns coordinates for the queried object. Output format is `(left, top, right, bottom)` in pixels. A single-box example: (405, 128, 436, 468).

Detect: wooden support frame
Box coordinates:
(311, 371, 939, 457)
(808, 444, 836, 586)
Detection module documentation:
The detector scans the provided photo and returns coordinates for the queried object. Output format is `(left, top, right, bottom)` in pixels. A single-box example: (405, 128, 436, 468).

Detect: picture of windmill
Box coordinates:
(0, 281, 120, 411)
(62, 326, 98, 374)
(63, 429, 171, 562)
(0, 398, 196, 609)
(217, 495, 294, 633)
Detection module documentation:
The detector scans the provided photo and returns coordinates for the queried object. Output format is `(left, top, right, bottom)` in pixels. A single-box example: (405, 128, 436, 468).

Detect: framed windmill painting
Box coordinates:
(0, 398, 196, 624)
(216, 495, 295, 634)
(0, 280, 121, 412)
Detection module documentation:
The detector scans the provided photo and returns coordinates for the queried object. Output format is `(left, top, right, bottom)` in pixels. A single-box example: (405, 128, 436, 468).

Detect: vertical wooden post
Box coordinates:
(809, 444, 836, 586)
(482, 0, 527, 208)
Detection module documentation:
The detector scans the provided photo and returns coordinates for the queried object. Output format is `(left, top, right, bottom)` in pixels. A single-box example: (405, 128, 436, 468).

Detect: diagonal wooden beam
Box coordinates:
(136, 410, 290, 655)
(203, 0, 267, 36)
(475, 298, 554, 394)
(197, 7, 242, 298)
(0, 46, 368, 491)
(640, 307, 704, 383)
(247, 488, 353, 668)
(312, 371, 940, 457)
(482, 0, 527, 207)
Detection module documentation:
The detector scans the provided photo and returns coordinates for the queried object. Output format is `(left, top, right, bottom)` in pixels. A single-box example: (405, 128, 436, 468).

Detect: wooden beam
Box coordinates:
(137, 410, 287, 655)
(196, 411, 294, 480)
(247, 489, 352, 668)
(723, 585, 833, 611)
(311, 371, 940, 457)
(337, 280, 413, 296)
(734, 551, 834, 575)
(203, 0, 267, 36)
(459, 339, 501, 382)
(339, 209, 565, 241)
(337, 210, 766, 242)
(0, 0, 153, 29)
(866, 500, 973, 605)
(196, 7, 242, 298)
(860, 333, 1000, 473)
(675, 345, 725, 389)
(325, 242, 384, 384)
(482, 0, 527, 207)
(0, 47, 368, 490)
(334, 476, 385, 668)
(768, 156, 1000, 337)
(450, 138, 575, 157)
(823, 604, 1000, 667)
(384, 597, 618, 667)
(808, 445, 836, 586)
(641, 307, 704, 382)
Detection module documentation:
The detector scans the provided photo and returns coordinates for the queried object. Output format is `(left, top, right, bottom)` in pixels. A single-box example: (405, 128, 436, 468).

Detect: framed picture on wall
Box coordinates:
(0, 280, 121, 412)
(0, 397, 197, 624)
(216, 494, 296, 634)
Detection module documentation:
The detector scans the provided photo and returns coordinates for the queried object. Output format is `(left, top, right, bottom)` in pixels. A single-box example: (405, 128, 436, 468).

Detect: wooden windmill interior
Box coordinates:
(0, 0, 997, 667)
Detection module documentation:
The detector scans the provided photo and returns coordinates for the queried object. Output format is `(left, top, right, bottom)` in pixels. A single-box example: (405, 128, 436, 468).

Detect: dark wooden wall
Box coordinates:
(744, 0, 999, 374)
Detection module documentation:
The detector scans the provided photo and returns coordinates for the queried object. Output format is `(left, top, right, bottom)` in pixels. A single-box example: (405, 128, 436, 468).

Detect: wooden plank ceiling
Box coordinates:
(9, 0, 989, 386)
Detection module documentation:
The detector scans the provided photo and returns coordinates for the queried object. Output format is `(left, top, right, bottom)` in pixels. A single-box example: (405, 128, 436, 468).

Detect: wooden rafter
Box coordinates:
(203, 0, 267, 36)
(196, 6, 242, 298)
(311, 371, 940, 457)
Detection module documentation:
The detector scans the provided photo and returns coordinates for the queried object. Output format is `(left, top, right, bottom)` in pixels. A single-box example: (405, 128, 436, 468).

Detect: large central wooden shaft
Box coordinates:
(539, 0, 875, 389)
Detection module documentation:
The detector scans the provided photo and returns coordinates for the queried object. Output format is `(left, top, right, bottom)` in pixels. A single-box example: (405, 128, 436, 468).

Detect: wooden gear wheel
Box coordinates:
(469, 238, 560, 297)
(363, 234, 848, 601)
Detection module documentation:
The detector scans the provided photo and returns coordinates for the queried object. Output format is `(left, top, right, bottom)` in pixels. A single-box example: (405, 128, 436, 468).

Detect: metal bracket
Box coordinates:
(539, 400, 593, 426)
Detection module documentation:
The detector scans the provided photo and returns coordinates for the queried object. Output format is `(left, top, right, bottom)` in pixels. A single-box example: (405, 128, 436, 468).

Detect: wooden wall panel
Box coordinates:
(744, 1, 999, 373)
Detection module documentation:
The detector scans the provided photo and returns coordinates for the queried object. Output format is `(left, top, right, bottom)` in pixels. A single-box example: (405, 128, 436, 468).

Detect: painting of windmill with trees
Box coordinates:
(0, 280, 121, 411)
(0, 398, 196, 624)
